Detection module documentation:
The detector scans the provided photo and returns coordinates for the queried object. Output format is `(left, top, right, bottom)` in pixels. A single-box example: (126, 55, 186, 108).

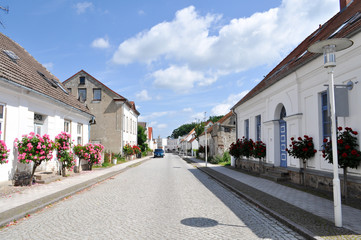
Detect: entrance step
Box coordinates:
(261, 167, 290, 182)
(34, 172, 62, 184)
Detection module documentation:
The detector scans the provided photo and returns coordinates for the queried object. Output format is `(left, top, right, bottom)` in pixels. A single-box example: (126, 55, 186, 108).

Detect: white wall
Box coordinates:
(234, 32, 361, 176)
(0, 82, 91, 182)
(122, 104, 138, 147)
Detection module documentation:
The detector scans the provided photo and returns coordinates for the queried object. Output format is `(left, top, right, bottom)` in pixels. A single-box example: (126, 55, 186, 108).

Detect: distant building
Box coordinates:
(63, 70, 139, 154)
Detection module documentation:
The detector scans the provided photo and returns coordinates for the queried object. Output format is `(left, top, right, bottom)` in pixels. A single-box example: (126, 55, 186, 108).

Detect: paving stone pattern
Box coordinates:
(0, 154, 304, 240)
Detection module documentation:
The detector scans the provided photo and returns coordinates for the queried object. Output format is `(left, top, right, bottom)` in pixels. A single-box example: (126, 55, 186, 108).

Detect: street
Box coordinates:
(0, 154, 304, 239)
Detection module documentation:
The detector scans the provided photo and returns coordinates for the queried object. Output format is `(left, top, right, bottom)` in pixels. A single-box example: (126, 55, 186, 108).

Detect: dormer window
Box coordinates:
(79, 76, 85, 85)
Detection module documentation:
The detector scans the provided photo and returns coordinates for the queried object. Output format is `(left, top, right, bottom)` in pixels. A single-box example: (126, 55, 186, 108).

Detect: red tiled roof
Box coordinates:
(148, 127, 153, 139)
(0, 33, 91, 116)
(232, 1, 361, 110)
(216, 111, 233, 124)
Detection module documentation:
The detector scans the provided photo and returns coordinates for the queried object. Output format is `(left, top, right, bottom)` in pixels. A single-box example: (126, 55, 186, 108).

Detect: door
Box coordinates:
(279, 119, 287, 167)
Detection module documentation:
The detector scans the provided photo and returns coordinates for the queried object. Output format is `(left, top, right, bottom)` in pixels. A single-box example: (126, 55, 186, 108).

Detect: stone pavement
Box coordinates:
(1, 154, 360, 239)
(0, 156, 151, 228)
(183, 156, 361, 239)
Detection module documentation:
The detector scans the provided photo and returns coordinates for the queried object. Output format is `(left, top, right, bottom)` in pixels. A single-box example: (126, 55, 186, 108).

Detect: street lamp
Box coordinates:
(205, 125, 208, 167)
(308, 38, 353, 228)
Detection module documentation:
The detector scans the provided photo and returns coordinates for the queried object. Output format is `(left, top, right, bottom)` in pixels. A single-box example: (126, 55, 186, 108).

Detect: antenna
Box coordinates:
(0, 5, 9, 28)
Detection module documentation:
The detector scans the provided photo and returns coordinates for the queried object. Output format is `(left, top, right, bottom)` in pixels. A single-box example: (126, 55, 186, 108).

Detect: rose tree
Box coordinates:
(15, 132, 55, 184)
(0, 131, 10, 164)
(229, 137, 254, 159)
(55, 132, 76, 176)
(322, 127, 361, 198)
(74, 143, 104, 170)
(286, 135, 317, 164)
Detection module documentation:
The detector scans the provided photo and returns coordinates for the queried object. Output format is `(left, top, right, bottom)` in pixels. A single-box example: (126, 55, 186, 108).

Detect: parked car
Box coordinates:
(154, 149, 165, 158)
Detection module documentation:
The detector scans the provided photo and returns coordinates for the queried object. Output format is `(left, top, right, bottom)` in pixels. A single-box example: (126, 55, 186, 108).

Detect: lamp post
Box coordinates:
(205, 125, 208, 167)
(308, 38, 353, 227)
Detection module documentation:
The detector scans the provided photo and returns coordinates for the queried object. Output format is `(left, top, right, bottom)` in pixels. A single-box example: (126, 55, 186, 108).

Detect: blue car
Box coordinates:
(154, 149, 165, 158)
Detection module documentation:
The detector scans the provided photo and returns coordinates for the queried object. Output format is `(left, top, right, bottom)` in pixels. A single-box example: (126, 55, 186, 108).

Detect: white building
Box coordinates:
(166, 138, 179, 152)
(231, 0, 361, 196)
(0, 33, 93, 182)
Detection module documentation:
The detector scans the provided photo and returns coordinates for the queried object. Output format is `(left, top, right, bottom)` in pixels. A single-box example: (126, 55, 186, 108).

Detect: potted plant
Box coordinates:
(322, 127, 361, 199)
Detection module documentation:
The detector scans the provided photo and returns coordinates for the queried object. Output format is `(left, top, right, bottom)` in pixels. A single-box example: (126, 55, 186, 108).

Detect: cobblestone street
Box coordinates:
(0, 154, 304, 239)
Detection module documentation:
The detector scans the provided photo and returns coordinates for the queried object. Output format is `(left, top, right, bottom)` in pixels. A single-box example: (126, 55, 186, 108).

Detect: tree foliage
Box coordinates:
(137, 125, 148, 152)
(194, 122, 205, 140)
(171, 123, 197, 139)
(208, 115, 224, 123)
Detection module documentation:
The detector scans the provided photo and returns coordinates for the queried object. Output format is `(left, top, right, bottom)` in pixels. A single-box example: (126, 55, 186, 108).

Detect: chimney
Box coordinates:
(340, 0, 353, 11)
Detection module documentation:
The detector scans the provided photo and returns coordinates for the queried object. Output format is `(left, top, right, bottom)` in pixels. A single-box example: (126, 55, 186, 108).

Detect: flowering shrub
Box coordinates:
(0, 131, 9, 164)
(73, 143, 104, 170)
(123, 144, 134, 156)
(252, 141, 266, 159)
(229, 137, 254, 158)
(15, 132, 55, 184)
(132, 145, 141, 155)
(322, 127, 361, 169)
(55, 132, 76, 174)
(286, 135, 317, 163)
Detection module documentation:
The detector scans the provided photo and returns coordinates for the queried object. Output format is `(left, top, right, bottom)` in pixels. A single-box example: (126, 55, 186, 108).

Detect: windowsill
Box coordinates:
(92, 100, 101, 103)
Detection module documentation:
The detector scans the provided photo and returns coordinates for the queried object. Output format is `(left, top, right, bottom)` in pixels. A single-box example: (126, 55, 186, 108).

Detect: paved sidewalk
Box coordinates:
(0, 157, 151, 227)
(184, 156, 361, 239)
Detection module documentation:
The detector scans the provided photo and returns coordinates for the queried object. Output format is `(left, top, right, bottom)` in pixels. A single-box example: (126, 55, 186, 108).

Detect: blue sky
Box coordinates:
(0, 0, 339, 138)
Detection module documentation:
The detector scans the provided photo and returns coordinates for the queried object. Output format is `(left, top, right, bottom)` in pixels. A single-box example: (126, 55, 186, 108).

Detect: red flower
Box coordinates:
(353, 131, 358, 135)
(313, 150, 317, 153)
(337, 139, 343, 144)
(298, 137, 302, 141)
(323, 138, 328, 143)
(285, 148, 288, 152)
(291, 137, 294, 141)
(338, 127, 343, 131)
(342, 152, 347, 158)
(351, 150, 358, 155)
(308, 143, 312, 147)
(345, 145, 351, 150)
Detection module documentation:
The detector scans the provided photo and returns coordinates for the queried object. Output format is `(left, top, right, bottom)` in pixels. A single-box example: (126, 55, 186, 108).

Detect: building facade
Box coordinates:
(63, 70, 139, 154)
(0, 33, 92, 182)
(231, 0, 361, 196)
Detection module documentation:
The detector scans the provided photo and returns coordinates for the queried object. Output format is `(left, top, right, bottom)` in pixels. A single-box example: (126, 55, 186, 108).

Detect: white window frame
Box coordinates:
(64, 120, 71, 134)
(77, 123, 83, 145)
(0, 104, 4, 140)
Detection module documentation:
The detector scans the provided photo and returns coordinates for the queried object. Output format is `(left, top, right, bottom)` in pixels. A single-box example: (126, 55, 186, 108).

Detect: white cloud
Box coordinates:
(183, 108, 192, 112)
(138, 111, 171, 122)
(43, 62, 54, 70)
(152, 65, 215, 93)
(192, 112, 206, 121)
(138, 10, 145, 16)
(157, 123, 167, 129)
(75, 2, 93, 14)
(112, 0, 338, 90)
(91, 37, 110, 49)
(211, 91, 249, 115)
(136, 89, 152, 101)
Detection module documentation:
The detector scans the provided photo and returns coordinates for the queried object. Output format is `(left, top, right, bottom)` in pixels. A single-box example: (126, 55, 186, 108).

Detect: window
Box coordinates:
(64, 120, 71, 134)
(78, 88, 87, 102)
(67, 88, 72, 94)
(93, 88, 101, 101)
(256, 115, 261, 141)
(244, 119, 249, 139)
(77, 123, 83, 145)
(0, 104, 4, 139)
(34, 113, 44, 136)
(79, 76, 85, 85)
(321, 92, 331, 141)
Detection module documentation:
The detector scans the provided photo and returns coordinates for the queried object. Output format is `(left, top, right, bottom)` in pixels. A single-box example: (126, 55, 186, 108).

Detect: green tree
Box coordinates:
(137, 125, 148, 152)
(171, 123, 197, 139)
(194, 122, 205, 140)
(209, 115, 224, 123)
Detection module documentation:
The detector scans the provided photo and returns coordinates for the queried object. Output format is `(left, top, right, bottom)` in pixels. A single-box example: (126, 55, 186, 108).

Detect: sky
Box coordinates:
(0, 0, 340, 138)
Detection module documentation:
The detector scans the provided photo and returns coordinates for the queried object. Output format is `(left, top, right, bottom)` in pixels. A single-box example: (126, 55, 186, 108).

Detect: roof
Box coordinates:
(138, 122, 147, 128)
(0, 33, 91, 116)
(232, 1, 361, 110)
(63, 70, 140, 116)
(148, 127, 153, 140)
(216, 111, 234, 125)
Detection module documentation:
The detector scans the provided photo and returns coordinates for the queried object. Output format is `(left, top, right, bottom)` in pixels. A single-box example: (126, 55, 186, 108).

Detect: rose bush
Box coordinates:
(0, 131, 9, 164)
(55, 132, 76, 175)
(15, 132, 55, 184)
(229, 137, 254, 159)
(286, 135, 317, 163)
(253, 141, 266, 159)
(73, 143, 104, 170)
